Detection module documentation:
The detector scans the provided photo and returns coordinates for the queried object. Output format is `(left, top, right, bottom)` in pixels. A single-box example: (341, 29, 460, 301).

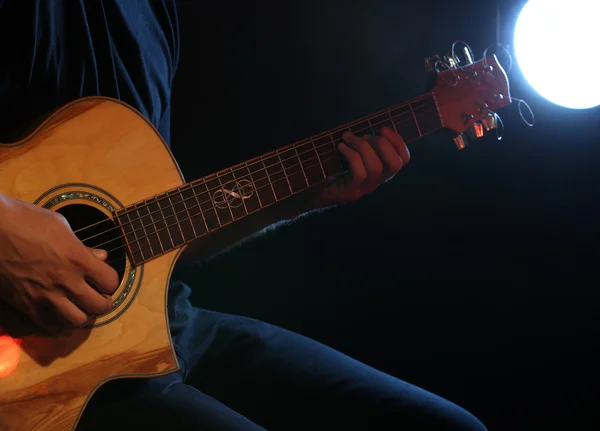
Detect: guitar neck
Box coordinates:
(116, 92, 442, 265)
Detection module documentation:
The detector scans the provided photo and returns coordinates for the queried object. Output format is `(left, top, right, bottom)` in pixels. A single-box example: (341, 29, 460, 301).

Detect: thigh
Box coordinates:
(178, 306, 487, 431)
(77, 370, 267, 431)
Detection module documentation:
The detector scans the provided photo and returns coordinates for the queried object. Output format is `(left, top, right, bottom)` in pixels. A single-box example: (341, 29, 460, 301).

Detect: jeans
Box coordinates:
(77, 284, 486, 431)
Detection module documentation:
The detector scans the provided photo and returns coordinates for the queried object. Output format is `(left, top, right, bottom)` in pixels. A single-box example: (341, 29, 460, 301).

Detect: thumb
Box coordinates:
(89, 248, 108, 261)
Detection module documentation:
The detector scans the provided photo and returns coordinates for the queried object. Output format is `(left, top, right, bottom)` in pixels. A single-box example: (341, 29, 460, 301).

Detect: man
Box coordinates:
(0, 1, 487, 430)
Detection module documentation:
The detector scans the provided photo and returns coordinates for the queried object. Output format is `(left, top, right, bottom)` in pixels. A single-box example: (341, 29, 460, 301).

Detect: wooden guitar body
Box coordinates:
(0, 97, 183, 431)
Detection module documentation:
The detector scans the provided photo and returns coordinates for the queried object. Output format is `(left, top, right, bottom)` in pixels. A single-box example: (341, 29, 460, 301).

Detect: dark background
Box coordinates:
(170, 1, 600, 430)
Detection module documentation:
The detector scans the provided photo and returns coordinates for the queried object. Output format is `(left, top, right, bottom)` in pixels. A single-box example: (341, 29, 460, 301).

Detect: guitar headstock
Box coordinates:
(428, 53, 512, 149)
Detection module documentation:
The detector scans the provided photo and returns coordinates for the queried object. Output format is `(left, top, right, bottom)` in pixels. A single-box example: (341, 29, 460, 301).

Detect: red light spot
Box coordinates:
(0, 335, 21, 379)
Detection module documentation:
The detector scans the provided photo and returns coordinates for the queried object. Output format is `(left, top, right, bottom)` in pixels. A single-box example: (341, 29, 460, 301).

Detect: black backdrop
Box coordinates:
(169, 1, 600, 429)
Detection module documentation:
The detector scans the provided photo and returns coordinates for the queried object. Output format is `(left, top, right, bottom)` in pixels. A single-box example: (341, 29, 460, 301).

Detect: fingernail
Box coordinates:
(92, 249, 106, 259)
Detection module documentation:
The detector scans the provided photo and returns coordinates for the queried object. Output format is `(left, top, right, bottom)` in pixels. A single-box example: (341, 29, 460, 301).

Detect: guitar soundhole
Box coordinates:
(56, 204, 127, 284)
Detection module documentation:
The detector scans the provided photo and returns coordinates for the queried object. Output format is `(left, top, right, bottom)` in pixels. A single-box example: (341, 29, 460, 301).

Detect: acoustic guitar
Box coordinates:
(0, 53, 511, 430)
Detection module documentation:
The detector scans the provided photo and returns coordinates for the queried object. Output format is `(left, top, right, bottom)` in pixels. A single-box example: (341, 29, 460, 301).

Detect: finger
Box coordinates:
(89, 248, 108, 261)
(82, 248, 120, 295)
(341, 132, 383, 190)
(66, 280, 113, 316)
(52, 294, 90, 327)
(337, 143, 367, 192)
(32, 294, 87, 331)
(363, 134, 403, 181)
(380, 126, 410, 165)
(33, 297, 67, 333)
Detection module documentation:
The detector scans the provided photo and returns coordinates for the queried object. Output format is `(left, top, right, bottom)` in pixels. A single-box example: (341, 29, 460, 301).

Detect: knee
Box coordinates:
(412, 400, 488, 431)
(442, 406, 487, 431)
(374, 378, 488, 431)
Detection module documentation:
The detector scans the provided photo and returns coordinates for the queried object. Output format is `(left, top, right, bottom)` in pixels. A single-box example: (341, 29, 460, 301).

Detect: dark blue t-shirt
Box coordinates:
(0, 0, 179, 145)
(0, 0, 195, 334)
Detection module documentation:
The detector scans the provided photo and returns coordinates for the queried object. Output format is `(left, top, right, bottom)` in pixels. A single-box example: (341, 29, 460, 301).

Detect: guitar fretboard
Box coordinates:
(116, 93, 442, 265)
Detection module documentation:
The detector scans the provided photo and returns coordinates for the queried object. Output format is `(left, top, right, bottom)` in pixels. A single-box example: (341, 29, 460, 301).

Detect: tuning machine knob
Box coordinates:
(466, 122, 485, 140)
(453, 133, 468, 150)
(443, 54, 459, 69)
(481, 113, 499, 131)
(424, 55, 441, 72)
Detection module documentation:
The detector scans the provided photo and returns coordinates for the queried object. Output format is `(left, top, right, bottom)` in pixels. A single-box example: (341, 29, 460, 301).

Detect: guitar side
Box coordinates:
(0, 97, 185, 431)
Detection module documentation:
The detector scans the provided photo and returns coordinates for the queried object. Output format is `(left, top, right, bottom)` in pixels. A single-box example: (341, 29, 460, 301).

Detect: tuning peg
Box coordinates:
(462, 46, 474, 65)
(443, 54, 459, 69)
(481, 113, 499, 131)
(453, 133, 468, 150)
(466, 122, 485, 140)
(424, 55, 441, 72)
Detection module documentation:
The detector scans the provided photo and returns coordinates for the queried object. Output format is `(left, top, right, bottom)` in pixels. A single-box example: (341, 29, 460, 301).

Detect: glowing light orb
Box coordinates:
(0, 335, 21, 379)
(514, 0, 600, 109)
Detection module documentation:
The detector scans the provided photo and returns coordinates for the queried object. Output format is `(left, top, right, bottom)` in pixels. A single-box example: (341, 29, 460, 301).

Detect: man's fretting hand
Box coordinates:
(0, 195, 119, 331)
(314, 126, 410, 207)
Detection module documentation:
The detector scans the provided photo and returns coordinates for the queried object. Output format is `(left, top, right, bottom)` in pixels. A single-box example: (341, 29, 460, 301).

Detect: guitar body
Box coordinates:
(0, 97, 184, 431)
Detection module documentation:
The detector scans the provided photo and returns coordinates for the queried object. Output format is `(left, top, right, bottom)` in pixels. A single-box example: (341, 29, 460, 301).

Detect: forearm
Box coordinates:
(177, 186, 333, 265)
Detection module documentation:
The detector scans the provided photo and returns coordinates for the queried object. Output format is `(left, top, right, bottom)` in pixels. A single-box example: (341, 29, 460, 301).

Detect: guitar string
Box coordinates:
(81, 101, 438, 251)
(77, 100, 438, 248)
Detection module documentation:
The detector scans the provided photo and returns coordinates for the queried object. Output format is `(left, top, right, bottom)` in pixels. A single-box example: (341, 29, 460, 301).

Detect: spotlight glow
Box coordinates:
(514, 0, 600, 109)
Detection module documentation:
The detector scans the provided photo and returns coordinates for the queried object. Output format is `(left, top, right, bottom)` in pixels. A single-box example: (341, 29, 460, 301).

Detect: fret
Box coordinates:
(328, 129, 345, 143)
(232, 162, 263, 214)
(136, 201, 163, 257)
(387, 110, 399, 133)
(179, 185, 209, 237)
(168, 189, 196, 242)
(118, 210, 145, 265)
(366, 117, 375, 135)
(179, 191, 198, 238)
(203, 174, 234, 226)
(275, 150, 295, 195)
(312, 134, 344, 178)
(148, 196, 175, 251)
(278, 147, 308, 193)
(246, 158, 276, 207)
(190, 179, 221, 231)
(156, 193, 185, 248)
(130, 205, 155, 260)
(349, 119, 372, 135)
(293, 145, 310, 187)
(309, 138, 327, 182)
(262, 153, 291, 200)
(296, 140, 325, 186)
(389, 104, 420, 142)
(408, 102, 422, 136)
(369, 111, 395, 133)
(412, 95, 442, 135)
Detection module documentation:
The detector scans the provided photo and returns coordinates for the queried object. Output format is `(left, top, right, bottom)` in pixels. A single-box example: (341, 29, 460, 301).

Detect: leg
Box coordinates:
(173, 285, 486, 431)
(77, 368, 267, 431)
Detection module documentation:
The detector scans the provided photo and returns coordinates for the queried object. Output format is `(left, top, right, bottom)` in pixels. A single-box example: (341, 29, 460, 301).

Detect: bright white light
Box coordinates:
(514, 0, 600, 109)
